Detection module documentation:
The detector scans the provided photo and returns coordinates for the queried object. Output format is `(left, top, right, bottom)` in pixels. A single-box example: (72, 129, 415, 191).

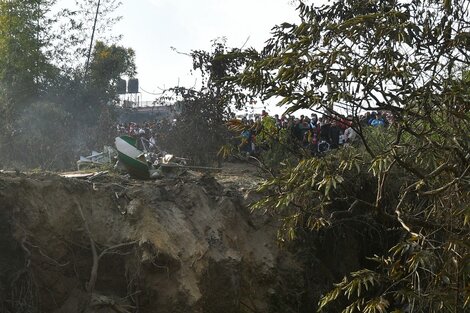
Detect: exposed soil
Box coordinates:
(0, 163, 307, 313)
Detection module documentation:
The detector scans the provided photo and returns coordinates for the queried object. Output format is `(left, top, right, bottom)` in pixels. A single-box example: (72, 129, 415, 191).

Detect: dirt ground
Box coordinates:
(0, 162, 309, 313)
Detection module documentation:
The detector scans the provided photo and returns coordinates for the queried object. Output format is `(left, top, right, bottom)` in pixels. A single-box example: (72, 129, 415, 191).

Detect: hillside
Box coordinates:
(0, 165, 310, 313)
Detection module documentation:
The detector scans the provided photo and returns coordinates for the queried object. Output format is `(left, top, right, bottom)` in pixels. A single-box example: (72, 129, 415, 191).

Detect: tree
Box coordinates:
(0, 0, 59, 165)
(84, 41, 136, 147)
(88, 41, 136, 100)
(0, 0, 136, 169)
(52, 0, 123, 75)
(237, 0, 470, 311)
(0, 0, 55, 119)
(53, 1, 135, 145)
(159, 38, 254, 165)
(49, 40, 136, 156)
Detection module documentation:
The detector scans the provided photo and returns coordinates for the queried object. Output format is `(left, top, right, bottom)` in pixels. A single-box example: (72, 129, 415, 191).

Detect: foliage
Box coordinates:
(158, 88, 229, 165)
(236, 0, 470, 311)
(88, 41, 136, 101)
(224, 117, 300, 173)
(52, 0, 123, 73)
(0, 0, 58, 165)
(188, 38, 258, 109)
(0, 0, 55, 117)
(159, 39, 255, 165)
(0, 0, 135, 170)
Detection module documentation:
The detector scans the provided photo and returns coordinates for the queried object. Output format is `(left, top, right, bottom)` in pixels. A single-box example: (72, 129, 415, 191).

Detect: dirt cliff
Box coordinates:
(0, 167, 305, 313)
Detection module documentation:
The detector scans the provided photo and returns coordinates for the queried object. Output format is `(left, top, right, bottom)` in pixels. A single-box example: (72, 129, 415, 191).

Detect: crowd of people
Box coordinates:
(238, 110, 394, 156)
(116, 121, 166, 152)
(115, 109, 394, 158)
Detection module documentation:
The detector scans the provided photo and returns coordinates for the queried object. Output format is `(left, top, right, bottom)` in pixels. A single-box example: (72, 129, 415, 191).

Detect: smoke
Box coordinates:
(0, 94, 117, 171)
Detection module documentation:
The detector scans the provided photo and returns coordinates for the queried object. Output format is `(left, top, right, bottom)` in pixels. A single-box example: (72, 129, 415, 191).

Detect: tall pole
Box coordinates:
(84, 0, 101, 77)
(36, 0, 40, 86)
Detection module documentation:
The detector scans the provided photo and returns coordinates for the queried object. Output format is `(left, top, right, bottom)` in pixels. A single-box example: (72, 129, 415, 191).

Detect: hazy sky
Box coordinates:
(58, 0, 315, 113)
(108, 0, 301, 101)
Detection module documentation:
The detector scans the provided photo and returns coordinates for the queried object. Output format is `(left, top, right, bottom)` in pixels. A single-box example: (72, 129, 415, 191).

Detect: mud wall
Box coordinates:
(0, 173, 307, 313)
(0, 171, 385, 313)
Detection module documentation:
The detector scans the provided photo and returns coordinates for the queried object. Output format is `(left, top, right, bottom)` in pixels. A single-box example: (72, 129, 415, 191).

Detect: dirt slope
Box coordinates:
(0, 166, 304, 313)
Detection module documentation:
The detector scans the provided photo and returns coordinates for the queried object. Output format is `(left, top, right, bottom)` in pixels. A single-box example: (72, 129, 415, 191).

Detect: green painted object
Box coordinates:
(115, 136, 150, 179)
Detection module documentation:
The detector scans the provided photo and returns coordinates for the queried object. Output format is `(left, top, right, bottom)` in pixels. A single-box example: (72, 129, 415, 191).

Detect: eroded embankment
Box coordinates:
(0, 170, 307, 313)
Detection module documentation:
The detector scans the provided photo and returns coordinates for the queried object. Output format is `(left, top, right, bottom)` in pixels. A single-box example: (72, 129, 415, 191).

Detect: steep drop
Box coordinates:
(0, 170, 304, 313)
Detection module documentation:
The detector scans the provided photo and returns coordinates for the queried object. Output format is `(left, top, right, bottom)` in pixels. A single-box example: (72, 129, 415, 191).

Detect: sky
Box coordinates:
(59, 0, 314, 114)
(111, 0, 301, 103)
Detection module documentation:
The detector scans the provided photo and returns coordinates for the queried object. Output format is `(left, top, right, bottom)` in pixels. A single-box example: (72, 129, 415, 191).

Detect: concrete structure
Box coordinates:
(117, 104, 178, 123)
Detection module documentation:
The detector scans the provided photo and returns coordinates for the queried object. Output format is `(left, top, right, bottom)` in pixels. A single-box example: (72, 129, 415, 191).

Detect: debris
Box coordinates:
(59, 171, 108, 180)
(87, 171, 109, 181)
(115, 135, 221, 179)
(77, 146, 116, 170)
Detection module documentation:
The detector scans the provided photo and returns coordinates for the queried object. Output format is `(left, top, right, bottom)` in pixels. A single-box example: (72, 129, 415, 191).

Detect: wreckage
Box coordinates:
(74, 135, 220, 180)
(77, 146, 115, 170)
(115, 135, 220, 179)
